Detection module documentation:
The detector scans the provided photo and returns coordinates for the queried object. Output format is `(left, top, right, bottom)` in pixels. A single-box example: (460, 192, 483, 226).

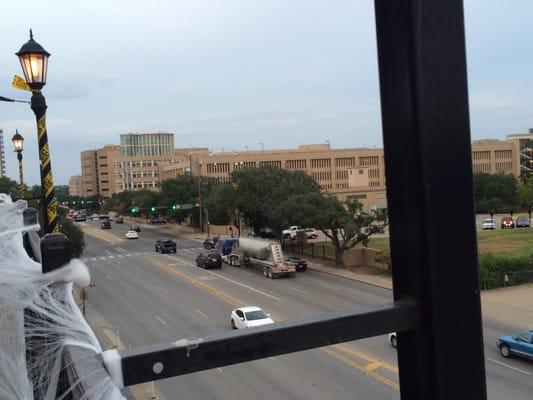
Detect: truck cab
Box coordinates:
(282, 226, 303, 239)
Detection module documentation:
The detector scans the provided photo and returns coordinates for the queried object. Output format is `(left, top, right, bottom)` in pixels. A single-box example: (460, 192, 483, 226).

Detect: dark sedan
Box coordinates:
(100, 220, 111, 229)
(284, 256, 308, 271)
(155, 239, 177, 253)
(130, 224, 141, 232)
(149, 218, 167, 225)
(497, 330, 533, 359)
(196, 252, 222, 269)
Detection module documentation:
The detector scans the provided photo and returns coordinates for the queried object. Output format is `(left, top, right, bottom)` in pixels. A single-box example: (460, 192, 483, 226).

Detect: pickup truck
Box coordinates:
(282, 226, 303, 239)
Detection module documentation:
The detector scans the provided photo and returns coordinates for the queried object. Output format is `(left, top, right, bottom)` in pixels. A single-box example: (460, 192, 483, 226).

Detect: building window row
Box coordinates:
(336, 183, 349, 189)
(473, 151, 491, 161)
(495, 150, 512, 160)
(336, 170, 348, 180)
(285, 159, 307, 169)
(473, 163, 491, 173)
(335, 157, 356, 167)
(359, 156, 379, 166)
(311, 171, 332, 181)
(369, 181, 381, 187)
(207, 163, 230, 174)
(369, 169, 380, 179)
(310, 158, 331, 168)
(495, 162, 513, 173)
(259, 160, 282, 168)
(319, 183, 333, 190)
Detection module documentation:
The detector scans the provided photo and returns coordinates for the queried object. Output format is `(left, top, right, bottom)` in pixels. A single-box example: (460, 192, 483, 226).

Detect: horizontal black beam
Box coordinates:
(120, 301, 416, 386)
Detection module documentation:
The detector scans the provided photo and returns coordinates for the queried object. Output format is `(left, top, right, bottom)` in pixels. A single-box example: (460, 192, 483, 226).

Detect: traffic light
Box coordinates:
(172, 205, 177, 210)
(131, 207, 138, 214)
(150, 206, 156, 212)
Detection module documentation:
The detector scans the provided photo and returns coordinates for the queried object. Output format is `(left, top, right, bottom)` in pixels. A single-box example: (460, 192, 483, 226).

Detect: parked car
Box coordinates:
(497, 330, 533, 359)
(303, 228, 318, 239)
(516, 215, 530, 228)
(74, 214, 86, 222)
(130, 224, 141, 232)
(388, 332, 397, 348)
(124, 230, 139, 239)
(230, 306, 274, 329)
(284, 256, 308, 271)
(501, 216, 515, 229)
(100, 220, 111, 229)
(257, 228, 277, 239)
(149, 218, 167, 225)
(282, 225, 303, 239)
(91, 213, 100, 221)
(481, 218, 496, 230)
(155, 238, 177, 253)
(195, 252, 222, 269)
(203, 237, 218, 250)
(115, 217, 124, 224)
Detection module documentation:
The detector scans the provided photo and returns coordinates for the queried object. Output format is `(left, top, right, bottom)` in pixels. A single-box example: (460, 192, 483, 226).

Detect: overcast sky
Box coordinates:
(1, 0, 532, 185)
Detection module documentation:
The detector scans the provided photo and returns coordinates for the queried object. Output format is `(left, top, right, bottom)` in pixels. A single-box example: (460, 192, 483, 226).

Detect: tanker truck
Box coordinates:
(228, 237, 296, 279)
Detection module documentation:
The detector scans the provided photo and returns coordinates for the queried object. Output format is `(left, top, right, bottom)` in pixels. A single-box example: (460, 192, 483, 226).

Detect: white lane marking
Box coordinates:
(125, 254, 132, 257)
(195, 309, 208, 318)
(322, 283, 337, 290)
(117, 255, 124, 258)
(217, 368, 223, 372)
(290, 286, 308, 294)
(160, 287, 168, 293)
(166, 255, 281, 301)
(269, 357, 276, 361)
(91, 257, 97, 261)
(155, 315, 167, 326)
(99, 256, 106, 260)
(125, 290, 133, 297)
(487, 357, 532, 376)
(168, 263, 179, 266)
(108, 256, 115, 259)
(105, 274, 112, 280)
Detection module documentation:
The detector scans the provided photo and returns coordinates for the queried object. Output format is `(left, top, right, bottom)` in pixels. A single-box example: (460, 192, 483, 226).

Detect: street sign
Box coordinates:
(12, 75, 32, 92)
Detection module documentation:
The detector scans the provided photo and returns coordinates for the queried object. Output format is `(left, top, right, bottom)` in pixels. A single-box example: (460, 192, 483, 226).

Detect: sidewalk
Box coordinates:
(304, 259, 393, 290)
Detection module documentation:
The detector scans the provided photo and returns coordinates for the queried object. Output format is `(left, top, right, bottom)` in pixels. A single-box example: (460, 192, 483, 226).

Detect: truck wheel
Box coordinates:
(268, 268, 273, 279)
(263, 267, 269, 277)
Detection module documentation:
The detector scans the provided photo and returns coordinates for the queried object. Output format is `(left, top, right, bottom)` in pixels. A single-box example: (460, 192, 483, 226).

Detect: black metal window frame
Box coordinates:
(67, 1, 487, 398)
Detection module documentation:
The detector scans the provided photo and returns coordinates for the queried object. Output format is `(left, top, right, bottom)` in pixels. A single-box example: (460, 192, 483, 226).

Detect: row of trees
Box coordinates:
(474, 173, 533, 214)
(105, 166, 387, 265)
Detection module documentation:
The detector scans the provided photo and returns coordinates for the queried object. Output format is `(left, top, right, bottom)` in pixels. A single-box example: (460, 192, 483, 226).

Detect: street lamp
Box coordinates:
(16, 29, 58, 233)
(11, 130, 25, 198)
(259, 142, 264, 153)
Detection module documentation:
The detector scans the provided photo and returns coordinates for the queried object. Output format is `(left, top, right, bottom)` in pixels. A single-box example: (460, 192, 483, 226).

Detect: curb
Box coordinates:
(307, 265, 393, 291)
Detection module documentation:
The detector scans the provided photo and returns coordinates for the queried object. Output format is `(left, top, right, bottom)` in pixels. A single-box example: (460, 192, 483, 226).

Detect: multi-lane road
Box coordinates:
(79, 219, 533, 399)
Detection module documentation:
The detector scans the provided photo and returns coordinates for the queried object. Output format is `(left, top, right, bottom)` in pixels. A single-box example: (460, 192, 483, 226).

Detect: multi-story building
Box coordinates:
(0, 129, 6, 177)
(68, 175, 83, 197)
(120, 133, 174, 157)
(73, 130, 533, 207)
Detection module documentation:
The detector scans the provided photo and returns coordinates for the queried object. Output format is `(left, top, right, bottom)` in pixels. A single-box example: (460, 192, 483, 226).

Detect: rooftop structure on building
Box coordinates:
(120, 132, 174, 157)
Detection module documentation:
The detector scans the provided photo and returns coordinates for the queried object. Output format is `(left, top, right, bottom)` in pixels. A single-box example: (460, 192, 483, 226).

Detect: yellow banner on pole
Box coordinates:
(12, 75, 32, 92)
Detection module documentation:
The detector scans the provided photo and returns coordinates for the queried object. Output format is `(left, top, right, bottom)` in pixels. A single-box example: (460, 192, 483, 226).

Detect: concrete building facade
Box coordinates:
(68, 175, 83, 197)
(73, 130, 533, 207)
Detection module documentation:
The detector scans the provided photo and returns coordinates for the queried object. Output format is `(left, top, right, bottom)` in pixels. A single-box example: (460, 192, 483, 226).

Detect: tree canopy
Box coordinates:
(473, 173, 519, 213)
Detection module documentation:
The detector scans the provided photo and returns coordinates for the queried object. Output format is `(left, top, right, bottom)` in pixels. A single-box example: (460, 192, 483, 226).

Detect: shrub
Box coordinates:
(478, 252, 533, 289)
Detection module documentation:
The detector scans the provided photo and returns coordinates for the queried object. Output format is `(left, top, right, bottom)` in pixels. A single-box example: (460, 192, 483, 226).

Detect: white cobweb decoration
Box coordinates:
(0, 194, 125, 399)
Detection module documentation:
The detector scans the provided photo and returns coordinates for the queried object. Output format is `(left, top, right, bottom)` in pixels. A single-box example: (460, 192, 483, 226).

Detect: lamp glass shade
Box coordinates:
(11, 133, 24, 152)
(18, 53, 48, 88)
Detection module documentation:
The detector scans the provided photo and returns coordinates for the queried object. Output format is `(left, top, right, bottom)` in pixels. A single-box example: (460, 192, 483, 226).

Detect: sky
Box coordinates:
(0, 0, 532, 185)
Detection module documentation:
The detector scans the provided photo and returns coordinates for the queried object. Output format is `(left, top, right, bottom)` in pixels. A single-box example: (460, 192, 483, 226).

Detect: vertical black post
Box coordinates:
(374, 0, 486, 398)
(31, 91, 57, 234)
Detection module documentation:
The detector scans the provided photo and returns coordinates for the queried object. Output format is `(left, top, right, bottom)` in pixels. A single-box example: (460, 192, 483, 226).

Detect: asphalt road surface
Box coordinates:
(79, 219, 533, 400)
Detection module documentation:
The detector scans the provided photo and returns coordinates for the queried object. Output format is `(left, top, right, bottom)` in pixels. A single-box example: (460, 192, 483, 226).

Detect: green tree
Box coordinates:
(203, 184, 234, 225)
(0, 176, 19, 197)
(231, 165, 320, 235)
(473, 173, 519, 212)
(279, 192, 387, 266)
(58, 217, 85, 258)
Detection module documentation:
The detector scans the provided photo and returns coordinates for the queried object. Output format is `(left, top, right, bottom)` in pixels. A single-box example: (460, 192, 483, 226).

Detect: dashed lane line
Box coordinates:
(195, 309, 208, 318)
(487, 357, 532, 376)
(155, 315, 167, 326)
(164, 254, 281, 301)
(290, 286, 309, 294)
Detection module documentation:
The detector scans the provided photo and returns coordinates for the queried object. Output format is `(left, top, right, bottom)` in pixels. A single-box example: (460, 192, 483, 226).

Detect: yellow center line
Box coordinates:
(143, 255, 399, 391)
(334, 344, 398, 373)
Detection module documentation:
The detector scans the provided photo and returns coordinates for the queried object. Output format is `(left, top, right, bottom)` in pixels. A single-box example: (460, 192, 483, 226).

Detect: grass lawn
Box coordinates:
(363, 228, 533, 256)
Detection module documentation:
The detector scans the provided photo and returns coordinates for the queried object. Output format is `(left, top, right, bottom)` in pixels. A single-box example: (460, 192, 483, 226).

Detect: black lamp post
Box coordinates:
(11, 130, 25, 198)
(16, 29, 58, 233)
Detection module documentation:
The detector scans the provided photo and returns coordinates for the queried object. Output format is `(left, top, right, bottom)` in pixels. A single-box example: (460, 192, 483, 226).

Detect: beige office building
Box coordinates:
(68, 175, 83, 197)
(73, 130, 533, 207)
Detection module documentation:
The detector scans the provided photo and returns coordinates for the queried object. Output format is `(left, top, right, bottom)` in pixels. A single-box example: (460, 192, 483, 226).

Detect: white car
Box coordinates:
(303, 228, 318, 239)
(230, 306, 274, 329)
(124, 230, 139, 239)
(481, 218, 496, 230)
(388, 332, 397, 348)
